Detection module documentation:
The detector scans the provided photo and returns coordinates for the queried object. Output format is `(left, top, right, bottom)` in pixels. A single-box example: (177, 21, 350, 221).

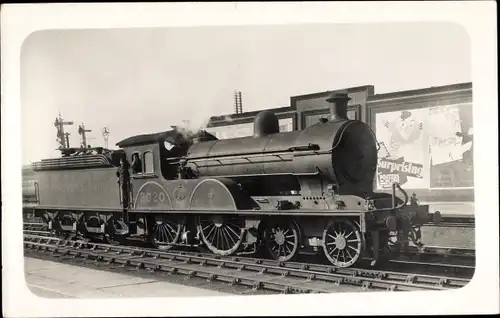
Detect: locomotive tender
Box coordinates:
(23, 92, 432, 268)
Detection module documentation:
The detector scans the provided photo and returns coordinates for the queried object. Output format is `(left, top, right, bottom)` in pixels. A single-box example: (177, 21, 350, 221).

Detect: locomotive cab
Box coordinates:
(115, 128, 216, 181)
(113, 128, 219, 240)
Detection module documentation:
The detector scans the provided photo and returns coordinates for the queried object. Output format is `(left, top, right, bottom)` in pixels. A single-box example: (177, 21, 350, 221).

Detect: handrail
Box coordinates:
(369, 182, 409, 213)
(393, 182, 409, 209)
(34, 182, 40, 204)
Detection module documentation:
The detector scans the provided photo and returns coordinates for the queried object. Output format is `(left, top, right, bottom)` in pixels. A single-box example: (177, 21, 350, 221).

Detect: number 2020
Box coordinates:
(140, 191, 165, 204)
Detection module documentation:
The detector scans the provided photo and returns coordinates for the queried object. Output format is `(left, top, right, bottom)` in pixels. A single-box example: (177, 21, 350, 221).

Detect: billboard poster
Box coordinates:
(428, 103, 473, 188)
(375, 103, 474, 190)
(375, 108, 430, 189)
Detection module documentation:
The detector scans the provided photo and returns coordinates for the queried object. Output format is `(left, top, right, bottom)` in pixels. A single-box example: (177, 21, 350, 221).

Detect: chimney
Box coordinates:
(325, 92, 351, 121)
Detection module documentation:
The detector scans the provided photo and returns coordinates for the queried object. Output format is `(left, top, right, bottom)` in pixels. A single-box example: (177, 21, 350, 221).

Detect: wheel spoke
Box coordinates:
(345, 248, 352, 260)
(347, 244, 359, 251)
(206, 225, 216, 241)
(220, 227, 232, 250)
(215, 228, 221, 248)
(226, 224, 240, 238)
(157, 226, 163, 243)
(161, 225, 172, 242)
(223, 227, 237, 247)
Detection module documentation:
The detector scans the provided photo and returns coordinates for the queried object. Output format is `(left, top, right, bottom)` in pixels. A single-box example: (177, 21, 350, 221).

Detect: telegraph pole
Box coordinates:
(78, 123, 92, 148)
(54, 113, 74, 149)
(102, 126, 110, 149)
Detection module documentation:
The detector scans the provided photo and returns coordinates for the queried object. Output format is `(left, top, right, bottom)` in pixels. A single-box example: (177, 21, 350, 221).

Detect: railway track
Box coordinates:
(392, 245, 475, 267)
(22, 224, 475, 274)
(24, 234, 471, 294)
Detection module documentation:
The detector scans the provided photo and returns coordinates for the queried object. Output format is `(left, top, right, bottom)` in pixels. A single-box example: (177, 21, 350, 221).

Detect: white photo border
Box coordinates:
(2, 2, 498, 317)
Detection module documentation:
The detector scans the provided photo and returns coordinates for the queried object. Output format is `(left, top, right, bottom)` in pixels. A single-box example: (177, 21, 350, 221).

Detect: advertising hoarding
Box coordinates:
(375, 103, 473, 190)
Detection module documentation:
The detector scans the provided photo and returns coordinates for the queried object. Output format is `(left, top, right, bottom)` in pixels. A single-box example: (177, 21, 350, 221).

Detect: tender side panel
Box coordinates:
(22, 166, 38, 203)
(37, 168, 120, 209)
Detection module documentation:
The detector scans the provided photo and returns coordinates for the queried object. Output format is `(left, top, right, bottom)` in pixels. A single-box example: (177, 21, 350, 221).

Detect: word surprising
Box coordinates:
(377, 157, 424, 179)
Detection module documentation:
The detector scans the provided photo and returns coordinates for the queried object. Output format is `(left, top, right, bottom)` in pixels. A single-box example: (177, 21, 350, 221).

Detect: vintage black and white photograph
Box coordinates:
(2, 2, 498, 317)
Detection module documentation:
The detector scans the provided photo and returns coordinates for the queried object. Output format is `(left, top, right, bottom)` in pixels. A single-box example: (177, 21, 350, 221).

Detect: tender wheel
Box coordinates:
(78, 215, 102, 243)
(322, 219, 362, 268)
(53, 215, 75, 240)
(103, 218, 123, 246)
(150, 215, 183, 250)
(196, 215, 244, 256)
(263, 219, 300, 262)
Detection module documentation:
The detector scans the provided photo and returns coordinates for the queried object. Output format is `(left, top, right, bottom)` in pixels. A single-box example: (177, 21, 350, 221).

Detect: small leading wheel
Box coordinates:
(263, 219, 300, 262)
(150, 216, 183, 250)
(322, 219, 362, 268)
(196, 215, 245, 256)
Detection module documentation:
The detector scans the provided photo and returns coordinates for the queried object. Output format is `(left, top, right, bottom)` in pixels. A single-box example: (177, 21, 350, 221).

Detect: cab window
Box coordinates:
(131, 152, 142, 174)
(143, 151, 154, 174)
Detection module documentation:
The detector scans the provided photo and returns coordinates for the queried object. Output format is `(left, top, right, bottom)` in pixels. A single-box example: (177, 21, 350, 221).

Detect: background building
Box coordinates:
(205, 82, 474, 212)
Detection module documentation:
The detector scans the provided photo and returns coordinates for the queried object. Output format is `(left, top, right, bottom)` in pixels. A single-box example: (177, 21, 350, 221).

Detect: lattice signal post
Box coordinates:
(54, 113, 74, 149)
(102, 126, 110, 149)
(78, 123, 92, 148)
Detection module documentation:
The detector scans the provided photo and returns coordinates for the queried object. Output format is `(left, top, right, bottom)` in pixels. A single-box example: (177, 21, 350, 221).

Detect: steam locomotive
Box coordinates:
(22, 92, 433, 268)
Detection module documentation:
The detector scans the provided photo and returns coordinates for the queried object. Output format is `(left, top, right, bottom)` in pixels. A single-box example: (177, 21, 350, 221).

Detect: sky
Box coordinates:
(20, 22, 471, 164)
